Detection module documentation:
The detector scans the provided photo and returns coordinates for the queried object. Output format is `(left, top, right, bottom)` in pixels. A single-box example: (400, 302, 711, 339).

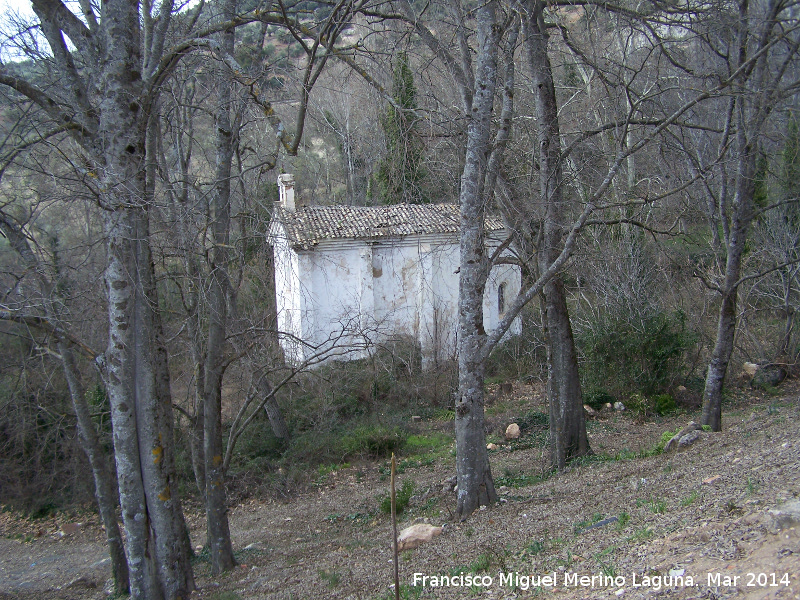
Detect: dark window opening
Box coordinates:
(498, 282, 506, 316)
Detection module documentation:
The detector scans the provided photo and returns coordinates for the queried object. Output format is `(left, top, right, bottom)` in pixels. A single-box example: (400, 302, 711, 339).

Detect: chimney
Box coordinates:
(278, 173, 295, 211)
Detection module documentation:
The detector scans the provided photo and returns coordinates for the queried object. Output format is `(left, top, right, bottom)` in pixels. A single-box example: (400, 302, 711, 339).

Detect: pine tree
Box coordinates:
(375, 53, 427, 204)
(782, 114, 800, 215)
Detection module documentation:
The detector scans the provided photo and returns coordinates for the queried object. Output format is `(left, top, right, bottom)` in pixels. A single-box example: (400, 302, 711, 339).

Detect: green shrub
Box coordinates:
(584, 389, 615, 410)
(404, 433, 451, 453)
(516, 410, 549, 431)
(381, 479, 414, 514)
(578, 310, 697, 400)
(341, 425, 406, 459)
(653, 394, 676, 415)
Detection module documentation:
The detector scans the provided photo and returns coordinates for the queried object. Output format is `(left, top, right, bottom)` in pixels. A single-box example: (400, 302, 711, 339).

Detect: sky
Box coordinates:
(2, 0, 34, 21)
(1, 0, 35, 62)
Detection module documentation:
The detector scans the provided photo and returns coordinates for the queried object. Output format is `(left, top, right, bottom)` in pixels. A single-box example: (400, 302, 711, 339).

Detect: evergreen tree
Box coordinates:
(782, 113, 800, 212)
(375, 53, 427, 204)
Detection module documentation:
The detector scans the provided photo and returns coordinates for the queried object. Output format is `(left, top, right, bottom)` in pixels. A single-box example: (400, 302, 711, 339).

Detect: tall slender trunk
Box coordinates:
(203, 0, 237, 572)
(702, 291, 738, 430)
(525, 0, 589, 468)
(454, 0, 499, 520)
(101, 12, 194, 589)
(702, 141, 756, 432)
(60, 343, 129, 593)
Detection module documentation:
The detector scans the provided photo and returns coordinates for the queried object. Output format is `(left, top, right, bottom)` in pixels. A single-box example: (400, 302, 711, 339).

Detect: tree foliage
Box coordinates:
(374, 52, 427, 204)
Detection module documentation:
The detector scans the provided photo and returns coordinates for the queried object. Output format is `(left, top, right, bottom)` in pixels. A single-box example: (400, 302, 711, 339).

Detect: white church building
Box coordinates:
(267, 174, 521, 366)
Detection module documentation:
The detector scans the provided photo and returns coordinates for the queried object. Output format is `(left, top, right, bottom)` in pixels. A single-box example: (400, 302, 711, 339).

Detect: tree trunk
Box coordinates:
(103, 205, 194, 600)
(702, 149, 756, 431)
(541, 280, 589, 468)
(257, 374, 290, 440)
(203, 0, 237, 572)
(702, 74, 759, 431)
(525, 0, 590, 468)
(702, 290, 737, 431)
(454, 0, 499, 521)
(101, 20, 194, 585)
(60, 343, 129, 594)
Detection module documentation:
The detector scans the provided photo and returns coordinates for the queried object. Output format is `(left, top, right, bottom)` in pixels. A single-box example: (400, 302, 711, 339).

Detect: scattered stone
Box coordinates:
(669, 568, 685, 578)
(505, 423, 521, 440)
(65, 576, 97, 590)
(578, 516, 618, 533)
(411, 415, 422, 423)
(583, 404, 598, 417)
(396, 523, 443, 551)
(674, 386, 701, 408)
(442, 476, 457, 494)
(59, 522, 83, 536)
(742, 362, 759, 377)
(614, 402, 626, 411)
(664, 422, 702, 452)
(486, 443, 498, 450)
(752, 363, 788, 389)
(767, 500, 800, 532)
(604, 403, 613, 411)
(702, 475, 722, 485)
(678, 430, 701, 448)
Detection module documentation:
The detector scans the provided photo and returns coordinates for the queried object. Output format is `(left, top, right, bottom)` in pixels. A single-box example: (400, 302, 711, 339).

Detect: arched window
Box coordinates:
(498, 282, 506, 316)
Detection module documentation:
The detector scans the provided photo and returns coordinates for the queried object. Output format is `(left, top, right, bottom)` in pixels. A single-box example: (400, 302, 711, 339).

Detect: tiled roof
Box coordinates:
(270, 203, 505, 249)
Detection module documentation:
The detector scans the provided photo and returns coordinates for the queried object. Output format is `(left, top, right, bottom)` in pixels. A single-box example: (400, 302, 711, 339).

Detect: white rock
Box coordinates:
(505, 423, 521, 439)
(669, 568, 685, 578)
(396, 523, 443, 551)
(614, 401, 626, 411)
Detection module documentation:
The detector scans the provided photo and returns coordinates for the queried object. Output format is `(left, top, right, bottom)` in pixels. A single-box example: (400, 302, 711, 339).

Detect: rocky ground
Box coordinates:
(1, 382, 799, 600)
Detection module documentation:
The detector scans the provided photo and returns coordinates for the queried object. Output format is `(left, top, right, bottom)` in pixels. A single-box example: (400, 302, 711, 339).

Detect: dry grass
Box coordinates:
(1, 382, 799, 600)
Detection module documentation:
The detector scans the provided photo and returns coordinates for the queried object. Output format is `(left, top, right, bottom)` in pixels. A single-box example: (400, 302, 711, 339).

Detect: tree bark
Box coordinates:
(454, 0, 499, 520)
(702, 142, 756, 432)
(203, 0, 237, 573)
(541, 280, 589, 468)
(257, 374, 290, 441)
(103, 203, 194, 600)
(100, 11, 194, 590)
(525, 0, 590, 468)
(60, 344, 130, 594)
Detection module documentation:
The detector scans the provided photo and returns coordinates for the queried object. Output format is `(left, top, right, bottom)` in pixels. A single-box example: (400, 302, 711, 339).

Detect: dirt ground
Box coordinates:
(1, 383, 799, 600)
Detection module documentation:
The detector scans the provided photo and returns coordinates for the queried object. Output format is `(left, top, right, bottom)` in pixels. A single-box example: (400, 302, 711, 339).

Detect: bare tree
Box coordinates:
(0, 205, 129, 593)
(671, 0, 800, 431)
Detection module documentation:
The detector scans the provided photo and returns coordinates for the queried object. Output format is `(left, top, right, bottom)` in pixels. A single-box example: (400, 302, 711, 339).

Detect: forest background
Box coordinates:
(0, 0, 798, 597)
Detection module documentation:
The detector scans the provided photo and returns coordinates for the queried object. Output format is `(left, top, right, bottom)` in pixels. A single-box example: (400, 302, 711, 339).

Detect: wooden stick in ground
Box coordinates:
(391, 452, 400, 600)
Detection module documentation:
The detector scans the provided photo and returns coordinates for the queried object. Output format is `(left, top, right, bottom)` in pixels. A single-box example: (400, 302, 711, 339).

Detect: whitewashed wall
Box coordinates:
(272, 225, 521, 366)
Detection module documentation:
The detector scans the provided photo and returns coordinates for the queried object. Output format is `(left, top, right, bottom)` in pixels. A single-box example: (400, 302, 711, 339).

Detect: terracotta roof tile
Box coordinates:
(270, 203, 504, 249)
